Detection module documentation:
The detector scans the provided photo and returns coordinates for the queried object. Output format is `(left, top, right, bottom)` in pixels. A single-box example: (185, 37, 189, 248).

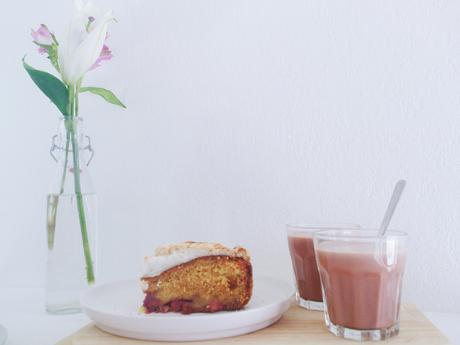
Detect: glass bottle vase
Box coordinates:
(46, 117, 98, 314)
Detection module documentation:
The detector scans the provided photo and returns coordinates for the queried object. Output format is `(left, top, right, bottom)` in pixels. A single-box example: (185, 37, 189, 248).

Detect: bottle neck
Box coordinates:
(51, 117, 90, 166)
(49, 116, 94, 194)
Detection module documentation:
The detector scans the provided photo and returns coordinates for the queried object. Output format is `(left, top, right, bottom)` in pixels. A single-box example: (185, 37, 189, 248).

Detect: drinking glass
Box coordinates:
(314, 229, 407, 341)
(286, 223, 360, 311)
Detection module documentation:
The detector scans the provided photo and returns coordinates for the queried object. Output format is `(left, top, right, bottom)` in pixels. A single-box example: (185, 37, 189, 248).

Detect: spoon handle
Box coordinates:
(379, 180, 406, 236)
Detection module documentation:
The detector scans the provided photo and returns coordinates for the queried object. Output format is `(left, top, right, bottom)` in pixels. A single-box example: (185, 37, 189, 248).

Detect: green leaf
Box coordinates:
(22, 57, 68, 116)
(80, 87, 126, 108)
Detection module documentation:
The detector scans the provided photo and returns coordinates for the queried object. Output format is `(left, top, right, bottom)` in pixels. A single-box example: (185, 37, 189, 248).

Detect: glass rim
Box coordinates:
(59, 116, 83, 122)
(314, 229, 408, 241)
(286, 223, 360, 233)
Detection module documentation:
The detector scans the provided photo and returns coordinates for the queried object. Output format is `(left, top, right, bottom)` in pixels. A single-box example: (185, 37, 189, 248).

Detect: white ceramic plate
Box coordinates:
(81, 276, 294, 341)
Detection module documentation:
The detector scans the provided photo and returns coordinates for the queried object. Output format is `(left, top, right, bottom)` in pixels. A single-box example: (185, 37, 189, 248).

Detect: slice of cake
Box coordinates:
(141, 241, 253, 314)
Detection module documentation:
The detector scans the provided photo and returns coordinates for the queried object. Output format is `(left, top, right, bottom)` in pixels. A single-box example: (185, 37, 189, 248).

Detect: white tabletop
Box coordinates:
(1, 287, 459, 345)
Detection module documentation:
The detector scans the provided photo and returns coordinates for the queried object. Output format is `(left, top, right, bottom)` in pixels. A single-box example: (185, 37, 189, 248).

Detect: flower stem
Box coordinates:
(47, 92, 72, 250)
(59, 131, 71, 194)
(47, 195, 59, 250)
(68, 83, 95, 285)
(70, 125, 95, 284)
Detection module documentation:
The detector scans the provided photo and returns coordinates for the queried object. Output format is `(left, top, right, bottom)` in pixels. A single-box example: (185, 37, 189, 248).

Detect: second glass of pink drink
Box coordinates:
(314, 229, 407, 341)
(286, 224, 360, 311)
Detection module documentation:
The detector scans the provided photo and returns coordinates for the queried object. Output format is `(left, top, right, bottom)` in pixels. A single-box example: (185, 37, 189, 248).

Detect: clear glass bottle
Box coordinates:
(46, 117, 98, 314)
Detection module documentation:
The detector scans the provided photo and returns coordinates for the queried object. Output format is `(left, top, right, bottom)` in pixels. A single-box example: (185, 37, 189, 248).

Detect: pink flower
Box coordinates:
(90, 40, 113, 70)
(31, 24, 53, 54)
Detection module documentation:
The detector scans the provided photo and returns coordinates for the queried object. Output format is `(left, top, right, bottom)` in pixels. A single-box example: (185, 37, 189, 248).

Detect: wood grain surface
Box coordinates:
(56, 304, 451, 345)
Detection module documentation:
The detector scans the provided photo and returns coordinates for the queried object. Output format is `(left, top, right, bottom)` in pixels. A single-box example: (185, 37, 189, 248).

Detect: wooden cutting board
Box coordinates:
(56, 304, 451, 345)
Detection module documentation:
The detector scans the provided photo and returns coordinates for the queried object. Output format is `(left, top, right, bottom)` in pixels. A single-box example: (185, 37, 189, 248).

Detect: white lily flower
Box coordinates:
(58, 0, 114, 85)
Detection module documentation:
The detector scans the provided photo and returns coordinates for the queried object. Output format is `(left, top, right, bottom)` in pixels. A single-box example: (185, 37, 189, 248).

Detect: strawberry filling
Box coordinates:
(143, 294, 193, 314)
(143, 294, 225, 314)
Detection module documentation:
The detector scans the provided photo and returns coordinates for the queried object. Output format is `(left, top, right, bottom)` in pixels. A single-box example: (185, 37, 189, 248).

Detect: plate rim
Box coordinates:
(81, 275, 294, 320)
(93, 314, 285, 341)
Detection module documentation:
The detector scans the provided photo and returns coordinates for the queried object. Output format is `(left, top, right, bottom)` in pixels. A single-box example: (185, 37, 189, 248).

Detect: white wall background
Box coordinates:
(1, 0, 459, 313)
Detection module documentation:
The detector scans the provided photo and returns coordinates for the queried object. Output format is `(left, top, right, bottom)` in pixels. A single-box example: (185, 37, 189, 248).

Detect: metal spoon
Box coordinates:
(379, 180, 406, 236)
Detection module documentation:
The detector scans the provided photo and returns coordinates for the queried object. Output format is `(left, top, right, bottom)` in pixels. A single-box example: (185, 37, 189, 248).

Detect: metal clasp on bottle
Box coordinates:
(50, 135, 95, 166)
